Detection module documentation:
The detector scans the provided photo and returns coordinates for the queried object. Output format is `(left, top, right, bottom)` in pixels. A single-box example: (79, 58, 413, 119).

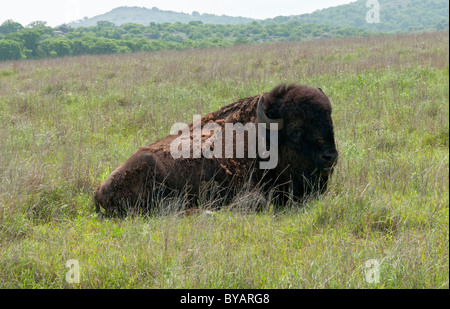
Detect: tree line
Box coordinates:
(0, 19, 375, 61)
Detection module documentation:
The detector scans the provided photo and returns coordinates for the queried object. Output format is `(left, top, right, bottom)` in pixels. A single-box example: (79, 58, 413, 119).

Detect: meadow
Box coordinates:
(0, 31, 448, 288)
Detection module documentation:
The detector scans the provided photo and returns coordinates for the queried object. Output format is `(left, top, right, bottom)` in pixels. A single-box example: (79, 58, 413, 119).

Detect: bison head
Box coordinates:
(257, 84, 338, 198)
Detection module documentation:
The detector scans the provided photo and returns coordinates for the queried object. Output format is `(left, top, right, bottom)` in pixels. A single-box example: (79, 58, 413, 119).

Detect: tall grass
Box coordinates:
(0, 31, 448, 288)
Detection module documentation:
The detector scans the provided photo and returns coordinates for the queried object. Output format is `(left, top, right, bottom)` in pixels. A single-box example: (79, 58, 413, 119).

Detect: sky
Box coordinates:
(1, 0, 357, 27)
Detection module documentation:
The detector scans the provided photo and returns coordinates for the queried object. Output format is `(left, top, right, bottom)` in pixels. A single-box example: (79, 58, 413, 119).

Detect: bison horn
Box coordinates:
(257, 95, 284, 130)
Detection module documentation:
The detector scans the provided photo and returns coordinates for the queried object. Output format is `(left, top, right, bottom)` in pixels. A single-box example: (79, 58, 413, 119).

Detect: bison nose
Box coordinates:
(320, 150, 339, 167)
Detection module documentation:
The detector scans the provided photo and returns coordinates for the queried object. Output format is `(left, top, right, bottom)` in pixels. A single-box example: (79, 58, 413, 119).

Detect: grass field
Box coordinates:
(0, 31, 448, 288)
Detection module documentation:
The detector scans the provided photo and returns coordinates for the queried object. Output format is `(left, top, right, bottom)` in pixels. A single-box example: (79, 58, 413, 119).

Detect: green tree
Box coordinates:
(97, 21, 116, 28)
(51, 38, 71, 57)
(0, 39, 22, 60)
(0, 20, 24, 35)
(17, 28, 43, 57)
(27, 21, 47, 28)
(26, 21, 53, 36)
(234, 36, 250, 45)
(71, 38, 91, 56)
(121, 23, 146, 35)
(188, 30, 205, 41)
(38, 38, 71, 57)
(90, 38, 123, 54)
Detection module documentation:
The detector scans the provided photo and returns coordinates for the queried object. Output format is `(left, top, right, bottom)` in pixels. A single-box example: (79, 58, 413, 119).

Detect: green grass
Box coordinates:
(0, 31, 448, 288)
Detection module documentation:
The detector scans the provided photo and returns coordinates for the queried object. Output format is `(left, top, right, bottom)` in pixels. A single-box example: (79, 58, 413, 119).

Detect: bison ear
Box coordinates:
(257, 95, 284, 130)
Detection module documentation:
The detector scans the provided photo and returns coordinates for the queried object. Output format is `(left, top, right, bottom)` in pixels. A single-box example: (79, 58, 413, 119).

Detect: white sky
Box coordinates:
(1, 0, 357, 27)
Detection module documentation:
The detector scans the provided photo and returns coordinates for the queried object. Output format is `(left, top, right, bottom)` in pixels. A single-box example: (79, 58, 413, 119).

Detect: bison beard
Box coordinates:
(94, 84, 339, 216)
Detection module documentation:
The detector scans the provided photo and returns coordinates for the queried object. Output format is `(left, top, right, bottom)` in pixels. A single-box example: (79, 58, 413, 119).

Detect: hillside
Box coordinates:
(68, 0, 449, 33)
(263, 0, 449, 32)
(68, 6, 256, 27)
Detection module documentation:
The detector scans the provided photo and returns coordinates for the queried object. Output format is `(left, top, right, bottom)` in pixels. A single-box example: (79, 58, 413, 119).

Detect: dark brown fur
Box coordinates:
(94, 84, 338, 216)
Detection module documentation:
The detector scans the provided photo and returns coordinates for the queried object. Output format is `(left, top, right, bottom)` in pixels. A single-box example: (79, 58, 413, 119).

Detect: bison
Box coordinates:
(94, 83, 338, 216)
